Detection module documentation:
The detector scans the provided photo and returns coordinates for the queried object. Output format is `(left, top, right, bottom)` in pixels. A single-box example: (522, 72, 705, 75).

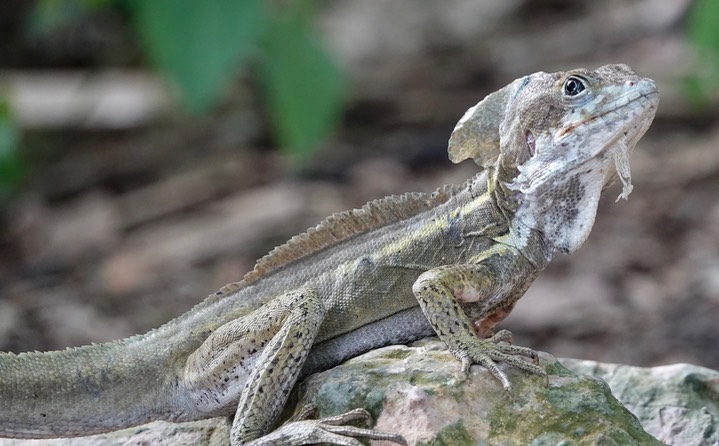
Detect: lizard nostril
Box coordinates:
(626, 81, 635, 87)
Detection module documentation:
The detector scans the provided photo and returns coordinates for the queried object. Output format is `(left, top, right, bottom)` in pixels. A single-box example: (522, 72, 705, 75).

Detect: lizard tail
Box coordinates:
(0, 333, 200, 438)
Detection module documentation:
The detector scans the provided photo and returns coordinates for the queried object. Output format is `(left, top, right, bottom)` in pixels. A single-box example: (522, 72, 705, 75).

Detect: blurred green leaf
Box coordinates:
(130, 0, 264, 113)
(30, 0, 347, 161)
(685, 0, 719, 104)
(687, 0, 719, 53)
(0, 101, 24, 199)
(680, 75, 711, 109)
(260, 11, 346, 157)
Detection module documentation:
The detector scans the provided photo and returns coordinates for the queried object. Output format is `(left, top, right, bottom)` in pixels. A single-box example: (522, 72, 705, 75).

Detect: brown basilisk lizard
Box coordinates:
(0, 64, 658, 445)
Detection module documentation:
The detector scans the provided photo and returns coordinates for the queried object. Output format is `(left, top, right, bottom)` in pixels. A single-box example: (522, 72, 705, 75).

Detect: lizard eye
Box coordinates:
(563, 76, 586, 96)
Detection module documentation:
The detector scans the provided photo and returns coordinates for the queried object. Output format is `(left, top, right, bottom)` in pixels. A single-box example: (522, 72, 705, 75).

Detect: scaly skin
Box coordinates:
(0, 64, 658, 445)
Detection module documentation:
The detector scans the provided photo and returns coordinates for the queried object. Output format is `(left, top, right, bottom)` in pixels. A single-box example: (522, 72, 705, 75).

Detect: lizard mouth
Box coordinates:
(554, 80, 659, 200)
(558, 80, 659, 140)
(602, 88, 659, 200)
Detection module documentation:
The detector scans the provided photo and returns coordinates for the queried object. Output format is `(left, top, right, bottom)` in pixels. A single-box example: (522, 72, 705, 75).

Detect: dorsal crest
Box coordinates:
(241, 184, 462, 285)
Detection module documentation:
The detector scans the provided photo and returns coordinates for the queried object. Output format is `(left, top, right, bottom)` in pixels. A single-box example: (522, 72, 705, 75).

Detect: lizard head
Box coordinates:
(448, 64, 659, 253)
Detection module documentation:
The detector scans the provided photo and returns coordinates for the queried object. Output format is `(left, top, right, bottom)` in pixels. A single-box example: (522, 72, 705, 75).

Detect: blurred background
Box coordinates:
(0, 0, 718, 370)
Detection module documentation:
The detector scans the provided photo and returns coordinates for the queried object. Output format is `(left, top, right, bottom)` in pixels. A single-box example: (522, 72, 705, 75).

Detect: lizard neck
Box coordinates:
(504, 154, 609, 255)
(474, 169, 554, 270)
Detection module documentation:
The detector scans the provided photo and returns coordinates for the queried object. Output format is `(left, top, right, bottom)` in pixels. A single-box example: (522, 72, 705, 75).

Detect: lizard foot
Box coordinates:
(457, 329, 545, 394)
(249, 407, 407, 446)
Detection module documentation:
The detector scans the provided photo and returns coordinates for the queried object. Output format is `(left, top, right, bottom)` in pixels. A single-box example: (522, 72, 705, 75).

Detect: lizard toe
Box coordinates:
(459, 336, 546, 393)
(247, 409, 406, 446)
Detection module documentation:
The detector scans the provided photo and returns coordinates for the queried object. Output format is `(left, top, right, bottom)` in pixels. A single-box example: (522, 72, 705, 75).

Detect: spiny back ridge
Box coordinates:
(241, 183, 463, 285)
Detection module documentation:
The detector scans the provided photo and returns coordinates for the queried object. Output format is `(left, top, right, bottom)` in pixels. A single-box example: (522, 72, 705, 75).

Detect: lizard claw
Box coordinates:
(250, 408, 407, 446)
(456, 329, 546, 393)
(490, 329, 541, 365)
(290, 403, 321, 422)
(489, 328, 513, 344)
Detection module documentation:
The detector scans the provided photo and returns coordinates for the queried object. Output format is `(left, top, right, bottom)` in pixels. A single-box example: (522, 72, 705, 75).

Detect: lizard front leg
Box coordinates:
(185, 288, 406, 446)
(412, 262, 545, 393)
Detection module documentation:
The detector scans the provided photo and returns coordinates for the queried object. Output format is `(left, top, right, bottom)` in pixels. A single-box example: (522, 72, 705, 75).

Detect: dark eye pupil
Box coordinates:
(564, 77, 585, 96)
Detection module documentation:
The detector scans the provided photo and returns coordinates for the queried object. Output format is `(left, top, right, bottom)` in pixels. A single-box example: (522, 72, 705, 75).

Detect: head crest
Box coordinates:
(448, 76, 527, 168)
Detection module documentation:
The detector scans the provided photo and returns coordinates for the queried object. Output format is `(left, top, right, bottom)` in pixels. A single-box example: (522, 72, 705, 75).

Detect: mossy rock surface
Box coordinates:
(293, 340, 662, 445)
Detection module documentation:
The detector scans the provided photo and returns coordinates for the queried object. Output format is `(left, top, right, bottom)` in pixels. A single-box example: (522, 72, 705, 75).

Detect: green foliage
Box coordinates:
(128, 0, 346, 157)
(0, 101, 24, 200)
(684, 0, 719, 107)
(260, 9, 346, 158)
(130, 0, 265, 115)
(29, 0, 348, 158)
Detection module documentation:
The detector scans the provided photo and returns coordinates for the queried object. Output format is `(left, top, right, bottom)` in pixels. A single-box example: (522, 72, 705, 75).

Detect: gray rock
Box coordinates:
(292, 340, 661, 445)
(563, 358, 719, 446)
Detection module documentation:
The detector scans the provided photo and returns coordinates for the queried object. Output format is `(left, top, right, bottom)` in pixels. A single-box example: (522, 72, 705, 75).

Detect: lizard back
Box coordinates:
(243, 184, 463, 285)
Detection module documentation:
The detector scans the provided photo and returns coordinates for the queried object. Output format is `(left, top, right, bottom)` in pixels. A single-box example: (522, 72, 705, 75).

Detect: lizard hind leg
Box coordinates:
(184, 288, 405, 446)
(184, 288, 326, 443)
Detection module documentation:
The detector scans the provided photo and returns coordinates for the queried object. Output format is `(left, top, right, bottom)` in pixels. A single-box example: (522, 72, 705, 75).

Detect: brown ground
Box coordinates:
(1, 0, 718, 370)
